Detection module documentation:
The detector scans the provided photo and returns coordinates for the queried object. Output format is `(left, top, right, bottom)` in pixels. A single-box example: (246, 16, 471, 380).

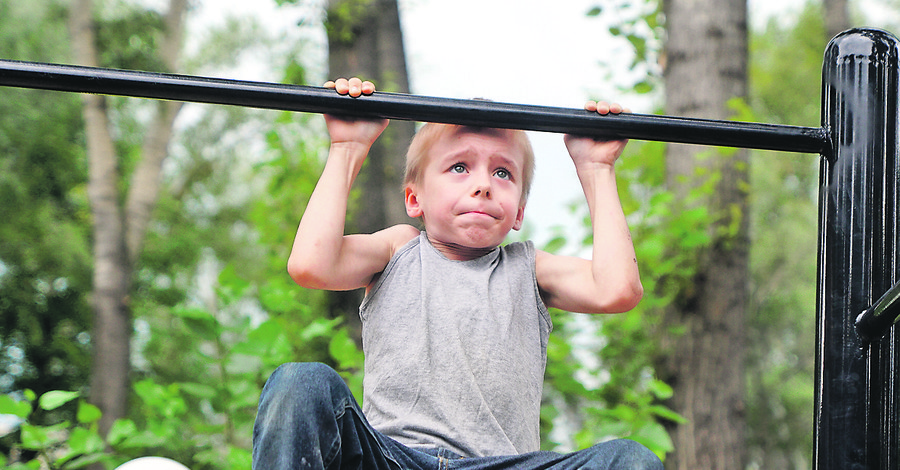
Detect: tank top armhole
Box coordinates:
(359, 233, 422, 318)
(521, 241, 553, 334)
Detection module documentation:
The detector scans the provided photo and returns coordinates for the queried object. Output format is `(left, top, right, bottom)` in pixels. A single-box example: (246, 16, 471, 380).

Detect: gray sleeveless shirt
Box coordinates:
(359, 232, 552, 458)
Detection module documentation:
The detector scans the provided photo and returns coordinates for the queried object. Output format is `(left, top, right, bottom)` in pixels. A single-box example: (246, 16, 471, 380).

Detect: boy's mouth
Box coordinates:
(460, 210, 497, 219)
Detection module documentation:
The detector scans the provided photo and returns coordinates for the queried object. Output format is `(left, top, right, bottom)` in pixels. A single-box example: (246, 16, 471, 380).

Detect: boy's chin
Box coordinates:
(460, 226, 510, 247)
(426, 227, 508, 253)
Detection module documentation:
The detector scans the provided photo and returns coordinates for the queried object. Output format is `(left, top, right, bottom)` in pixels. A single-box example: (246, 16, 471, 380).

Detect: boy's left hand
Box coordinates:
(564, 101, 630, 169)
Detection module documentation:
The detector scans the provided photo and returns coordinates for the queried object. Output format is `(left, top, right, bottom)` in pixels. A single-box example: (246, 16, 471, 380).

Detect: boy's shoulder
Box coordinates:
(378, 223, 421, 257)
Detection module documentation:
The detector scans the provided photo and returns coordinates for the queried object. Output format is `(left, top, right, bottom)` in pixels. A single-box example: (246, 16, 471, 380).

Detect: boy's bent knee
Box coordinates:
(590, 439, 663, 470)
(267, 362, 343, 388)
(260, 362, 351, 411)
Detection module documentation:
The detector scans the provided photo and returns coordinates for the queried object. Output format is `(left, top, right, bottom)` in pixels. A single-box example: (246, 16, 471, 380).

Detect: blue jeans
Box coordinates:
(252, 362, 663, 470)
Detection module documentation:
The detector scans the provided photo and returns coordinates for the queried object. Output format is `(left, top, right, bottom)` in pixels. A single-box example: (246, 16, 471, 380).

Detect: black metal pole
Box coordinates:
(0, 58, 829, 154)
(816, 28, 900, 470)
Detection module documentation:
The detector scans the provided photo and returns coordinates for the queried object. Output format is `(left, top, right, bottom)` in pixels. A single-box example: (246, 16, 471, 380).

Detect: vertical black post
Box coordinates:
(816, 28, 900, 470)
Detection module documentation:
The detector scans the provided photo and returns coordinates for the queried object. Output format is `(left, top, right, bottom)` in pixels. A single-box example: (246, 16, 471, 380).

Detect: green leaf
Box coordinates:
(300, 317, 343, 342)
(58, 426, 105, 463)
(173, 306, 215, 321)
(174, 307, 219, 341)
(20, 421, 69, 450)
(634, 80, 655, 95)
(106, 418, 138, 446)
(649, 404, 687, 424)
(217, 264, 251, 302)
(76, 401, 102, 424)
(630, 421, 674, 456)
(118, 430, 167, 449)
(59, 452, 112, 469)
(329, 329, 364, 370)
(38, 390, 80, 411)
(249, 318, 287, 344)
(648, 379, 674, 400)
(227, 445, 253, 468)
(542, 235, 566, 254)
(180, 382, 217, 400)
(0, 394, 32, 418)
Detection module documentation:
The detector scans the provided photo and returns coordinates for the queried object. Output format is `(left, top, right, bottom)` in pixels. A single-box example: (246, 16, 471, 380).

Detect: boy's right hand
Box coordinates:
(323, 77, 389, 150)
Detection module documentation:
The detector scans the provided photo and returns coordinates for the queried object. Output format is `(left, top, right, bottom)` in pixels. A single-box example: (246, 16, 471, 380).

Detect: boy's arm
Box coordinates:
(536, 101, 643, 314)
(287, 78, 419, 291)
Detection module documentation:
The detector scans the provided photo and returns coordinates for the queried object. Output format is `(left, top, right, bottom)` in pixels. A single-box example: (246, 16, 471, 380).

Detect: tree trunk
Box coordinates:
(324, 0, 414, 341)
(69, 0, 187, 436)
(69, 0, 130, 436)
(823, 0, 850, 40)
(659, 1, 749, 468)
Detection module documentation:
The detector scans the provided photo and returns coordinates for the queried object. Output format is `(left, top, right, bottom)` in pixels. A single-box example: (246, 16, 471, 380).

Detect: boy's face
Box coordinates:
(405, 128, 527, 252)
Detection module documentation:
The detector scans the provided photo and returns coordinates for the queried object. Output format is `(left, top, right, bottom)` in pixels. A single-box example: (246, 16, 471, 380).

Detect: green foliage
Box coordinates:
(537, 137, 712, 460)
(2, 261, 364, 469)
(578, 3, 824, 467)
(95, 6, 167, 72)
(323, 0, 377, 46)
(1, 389, 117, 469)
(0, 0, 92, 401)
(588, 0, 665, 96)
(743, 5, 825, 468)
(750, 4, 827, 127)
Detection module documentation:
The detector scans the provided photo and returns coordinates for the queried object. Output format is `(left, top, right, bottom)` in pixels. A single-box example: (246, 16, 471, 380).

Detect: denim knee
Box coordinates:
(591, 439, 663, 470)
(256, 363, 346, 433)
(259, 362, 352, 414)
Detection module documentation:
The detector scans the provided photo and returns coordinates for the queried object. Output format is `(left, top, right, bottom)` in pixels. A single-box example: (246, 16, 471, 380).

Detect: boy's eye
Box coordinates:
(450, 164, 467, 174)
(494, 168, 511, 180)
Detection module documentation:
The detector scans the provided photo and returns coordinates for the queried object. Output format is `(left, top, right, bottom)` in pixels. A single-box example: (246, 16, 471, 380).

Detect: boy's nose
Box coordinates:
(471, 179, 492, 198)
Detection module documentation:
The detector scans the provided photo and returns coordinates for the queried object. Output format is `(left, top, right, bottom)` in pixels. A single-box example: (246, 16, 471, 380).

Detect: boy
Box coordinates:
(252, 77, 663, 470)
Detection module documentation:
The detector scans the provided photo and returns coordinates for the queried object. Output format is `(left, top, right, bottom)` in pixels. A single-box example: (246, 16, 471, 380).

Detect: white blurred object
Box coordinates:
(115, 456, 190, 470)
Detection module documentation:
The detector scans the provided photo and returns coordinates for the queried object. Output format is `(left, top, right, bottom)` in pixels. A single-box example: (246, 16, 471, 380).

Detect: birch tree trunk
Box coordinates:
(69, 0, 187, 435)
(659, 1, 749, 468)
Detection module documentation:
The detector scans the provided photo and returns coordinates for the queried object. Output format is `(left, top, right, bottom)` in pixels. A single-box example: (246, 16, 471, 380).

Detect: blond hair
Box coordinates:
(403, 123, 535, 203)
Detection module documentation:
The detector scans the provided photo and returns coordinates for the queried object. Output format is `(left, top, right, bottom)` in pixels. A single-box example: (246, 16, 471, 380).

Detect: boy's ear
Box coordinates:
(405, 185, 423, 218)
(512, 204, 526, 231)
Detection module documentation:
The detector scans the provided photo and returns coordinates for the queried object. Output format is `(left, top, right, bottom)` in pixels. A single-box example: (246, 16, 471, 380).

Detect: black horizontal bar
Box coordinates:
(0, 59, 830, 154)
(856, 280, 900, 342)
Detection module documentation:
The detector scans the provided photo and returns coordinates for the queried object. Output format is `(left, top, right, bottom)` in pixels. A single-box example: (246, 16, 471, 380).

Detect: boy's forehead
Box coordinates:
(430, 127, 526, 166)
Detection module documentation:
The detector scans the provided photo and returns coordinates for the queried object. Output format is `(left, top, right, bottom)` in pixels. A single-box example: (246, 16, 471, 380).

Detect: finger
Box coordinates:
(361, 80, 376, 95)
(348, 77, 364, 97)
(583, 101, 598, 112)
(595, 101, 612, 115)
(609, 103, 624, 114)
(324, 80, 336, 89)
(330, 78, 350, 95)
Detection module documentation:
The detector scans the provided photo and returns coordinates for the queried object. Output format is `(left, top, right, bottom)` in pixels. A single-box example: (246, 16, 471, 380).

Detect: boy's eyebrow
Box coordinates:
(436, 149, 522, 174)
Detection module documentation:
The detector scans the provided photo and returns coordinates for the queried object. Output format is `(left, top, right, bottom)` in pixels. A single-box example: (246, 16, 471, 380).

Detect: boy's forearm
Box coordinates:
(577, 164, 643, 310)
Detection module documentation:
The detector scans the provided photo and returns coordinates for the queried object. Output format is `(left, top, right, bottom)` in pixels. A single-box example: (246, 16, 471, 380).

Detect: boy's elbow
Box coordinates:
(287, 253, 326, 289)
(604, 279, 644, 313)
(623, 280, 644, 311)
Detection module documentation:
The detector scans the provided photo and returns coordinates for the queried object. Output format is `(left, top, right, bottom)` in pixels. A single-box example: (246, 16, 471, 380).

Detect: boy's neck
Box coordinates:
(427, 234, 497, 261)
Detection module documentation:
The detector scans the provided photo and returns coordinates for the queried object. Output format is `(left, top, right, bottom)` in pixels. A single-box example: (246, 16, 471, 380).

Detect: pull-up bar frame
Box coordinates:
(1, 27, 898, 470)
